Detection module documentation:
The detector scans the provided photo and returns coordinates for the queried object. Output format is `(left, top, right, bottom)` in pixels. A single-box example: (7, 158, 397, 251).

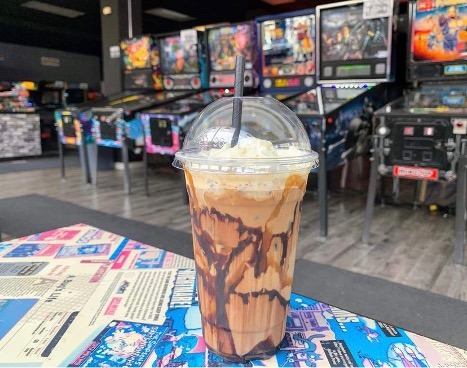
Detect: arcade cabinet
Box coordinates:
(39, 80, 88, 154)
(256, 9, 316, 100)
(32, 80, 67, 155)
(64, 83, 88, 106)
(363, 0, 467, 264)
(283, 0, 400, 238)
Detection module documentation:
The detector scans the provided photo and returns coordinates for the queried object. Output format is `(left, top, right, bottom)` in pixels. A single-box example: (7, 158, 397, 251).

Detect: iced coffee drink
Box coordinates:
(174, 97, 318, 361)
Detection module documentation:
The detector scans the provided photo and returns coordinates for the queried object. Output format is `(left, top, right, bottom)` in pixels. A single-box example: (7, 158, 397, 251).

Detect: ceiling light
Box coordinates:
(21, 1, 85, 18)
(261, 0, 296, 5)
(145, 8, 195, 22)
(102, 6, 112, 15)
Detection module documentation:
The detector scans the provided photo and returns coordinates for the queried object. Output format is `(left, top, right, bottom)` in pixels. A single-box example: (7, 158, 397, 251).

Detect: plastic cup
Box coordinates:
(173, 97, 318, 362)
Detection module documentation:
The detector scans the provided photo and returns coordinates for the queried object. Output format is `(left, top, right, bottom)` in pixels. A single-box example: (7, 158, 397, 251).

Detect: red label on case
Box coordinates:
(393, 166, 439, 180)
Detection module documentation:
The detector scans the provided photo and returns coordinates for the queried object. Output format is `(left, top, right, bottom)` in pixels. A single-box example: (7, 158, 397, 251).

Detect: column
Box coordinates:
(99, 0, 142, 95)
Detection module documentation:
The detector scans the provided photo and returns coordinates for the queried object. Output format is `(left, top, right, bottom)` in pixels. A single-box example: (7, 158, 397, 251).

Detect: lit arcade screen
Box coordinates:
(160, 35, 200, 75)
(120, 36, 158, 70)
(411, 0, 467, 63)
(208, 24, 254, 71)
(261, 15, 315, 77)
(319, 1, 392, 81)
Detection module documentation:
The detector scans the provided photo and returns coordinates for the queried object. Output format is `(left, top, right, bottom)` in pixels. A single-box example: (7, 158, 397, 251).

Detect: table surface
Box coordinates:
(0, 223, 466, 367)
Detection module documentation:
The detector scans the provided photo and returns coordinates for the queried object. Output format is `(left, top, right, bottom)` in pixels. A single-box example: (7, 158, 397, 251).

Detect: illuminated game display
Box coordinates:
(258, 10, 316, 92)
(55, 110, 82, 146)
(41, 89, 62, 107)
(161, 36, 199, 74)
(38, 81, 65, 108)
(208, 22, 258, 89)
(159, 30, 206, 90)
(91, 109, 126, 149)
(141, 91, 221, 156)
(318, 1, 393, 82)
(209, 24, 253, 71)
(120, 35, 162, 90)
(89, 92, 189, 150)
(409, 0, 467, 80)
(262, 16, 314, 76)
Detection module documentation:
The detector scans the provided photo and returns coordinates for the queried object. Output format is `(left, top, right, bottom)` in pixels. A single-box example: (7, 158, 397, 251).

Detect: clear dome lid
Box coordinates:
(173, 97, 319, 174)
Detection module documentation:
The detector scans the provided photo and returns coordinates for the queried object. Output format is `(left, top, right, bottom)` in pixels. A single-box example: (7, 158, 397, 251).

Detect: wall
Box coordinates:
(0, 113, 42, 159)
(0, 42, 101, 89)
(100, 0, 123, 95)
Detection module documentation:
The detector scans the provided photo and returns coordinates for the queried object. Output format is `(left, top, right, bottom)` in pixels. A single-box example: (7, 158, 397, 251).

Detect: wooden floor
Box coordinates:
(1, 162, 466, 302)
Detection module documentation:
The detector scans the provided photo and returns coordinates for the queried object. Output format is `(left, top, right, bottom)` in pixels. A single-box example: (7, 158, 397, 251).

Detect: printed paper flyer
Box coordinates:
(1, 224, 466, 367)
(1, 224, 127, 262)
(48, 267, 467, 367)
(45, 268, 181, 366)
(0, 261, 110, 365)
(112, 247, 195, 270)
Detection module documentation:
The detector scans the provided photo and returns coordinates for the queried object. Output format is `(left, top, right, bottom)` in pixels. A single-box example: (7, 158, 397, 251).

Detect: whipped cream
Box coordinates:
(208, 136, 305, 159)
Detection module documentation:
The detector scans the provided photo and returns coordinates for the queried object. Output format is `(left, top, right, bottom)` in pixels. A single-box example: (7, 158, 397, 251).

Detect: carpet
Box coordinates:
(0, 151, 80, 173)
(0, 194, 466, 350)
(293, 259, 467, 350)
(0, 194, 193, 259)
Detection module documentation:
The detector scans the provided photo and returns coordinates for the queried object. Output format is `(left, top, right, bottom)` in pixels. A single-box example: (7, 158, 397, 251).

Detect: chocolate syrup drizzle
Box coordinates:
(185, 172, 306, 359)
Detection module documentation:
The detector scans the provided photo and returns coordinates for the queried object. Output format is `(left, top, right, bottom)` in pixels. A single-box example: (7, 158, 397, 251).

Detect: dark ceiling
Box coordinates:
(0, 0, 340, 56)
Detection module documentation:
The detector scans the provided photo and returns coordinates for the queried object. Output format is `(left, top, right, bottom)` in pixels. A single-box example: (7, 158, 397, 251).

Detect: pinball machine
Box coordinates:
(362, 0, 467, 264)
(85, 87, 191, 194)
(56, 35, 192, 192)
(87, 34, 197, 194)
(140, 23, 261, 195)
(142, 22, 261, 164)
(207, 22, 260, 95)
(55, 35, 157, 184)
(256, 9, 316, 100)
(282, 0, 401, 238)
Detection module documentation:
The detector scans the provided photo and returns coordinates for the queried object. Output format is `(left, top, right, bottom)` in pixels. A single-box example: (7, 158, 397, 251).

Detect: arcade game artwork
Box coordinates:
(160, 35, 199, 75)
(0, 81, 35, 112)
(411, 0, 467, 63)
(319, 2, 392, 81)
(261, 15, 315, 78)
(121, 36, 155, 69)
(120, 35, 162, 90)
(208, 24, 254, 72)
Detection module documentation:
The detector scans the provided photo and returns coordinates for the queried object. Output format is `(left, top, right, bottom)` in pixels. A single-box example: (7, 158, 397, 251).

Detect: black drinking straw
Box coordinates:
(231, 55, 245, 147)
